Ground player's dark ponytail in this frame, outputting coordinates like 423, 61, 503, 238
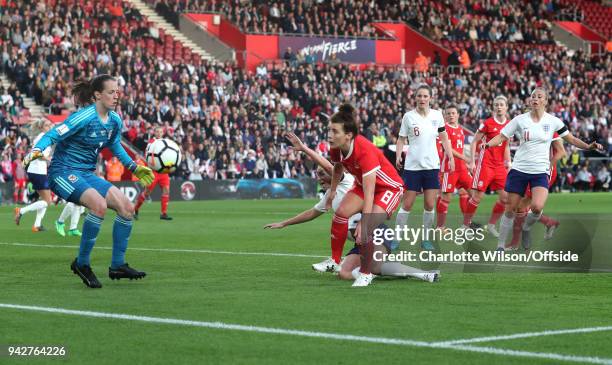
72, 74, 115, 107
331, 103, 358, 139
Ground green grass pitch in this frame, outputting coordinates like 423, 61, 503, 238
1, 193, 611, 364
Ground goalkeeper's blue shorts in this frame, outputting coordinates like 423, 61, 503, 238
49, 170, 112, 204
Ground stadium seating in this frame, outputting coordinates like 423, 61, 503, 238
559, 0, 612, 38
148, 0, 566, 45
1, 0, 609, 184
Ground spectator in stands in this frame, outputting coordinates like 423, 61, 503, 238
105, 157, 125, 182
575, 164, 592, 192
414, 51, 429, 73
594, 164, 610, 192
459, 48, 471, 68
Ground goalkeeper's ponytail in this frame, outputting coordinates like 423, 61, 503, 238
72, 74, 115, 107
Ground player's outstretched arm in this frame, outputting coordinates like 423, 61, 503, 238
551, 139, 567, 166
264, 208, 324, 229
326, 163, 344, 210
469, 130, 484, 171
485, 133, 509, 149
439, 130, 455, 172
562, 133, 604, 152
286, 132, 333, 175
395, 136, 406, 170
504, 142, 512, 169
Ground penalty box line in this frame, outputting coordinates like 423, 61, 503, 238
1, 303, 611, 365
2, 241, 612, 273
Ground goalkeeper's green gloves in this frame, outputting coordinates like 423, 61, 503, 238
133, 165, 155, 187
23, 148, 43, 170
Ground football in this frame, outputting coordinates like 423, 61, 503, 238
146, 138, 182, 174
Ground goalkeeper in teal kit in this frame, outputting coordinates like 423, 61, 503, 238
23, 75, 155, 288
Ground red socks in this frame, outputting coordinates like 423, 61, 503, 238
436, 197, 449, 228
489, 201, 505, 225
161, 194, 169, 215
134, 192, 146, 212
331, 214, 348, 264
539, 214, 557, 227
459, 194, 469, 214
463, 198, 479, 226
510, 210, 527, 248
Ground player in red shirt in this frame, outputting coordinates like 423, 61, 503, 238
134, 127, 172, 220
327, 104, 404, 287
466, 96, 511, 236
12, 155, 27, 204
506, 133, 565, 250
436, 105, 474, 229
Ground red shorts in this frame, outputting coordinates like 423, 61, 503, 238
525, 168, 557, 198
472, 162, 507, 192
148, 172, 170, 190
14, 178, 26, 189
440, 170, 472, 193
349, 185, 403, 217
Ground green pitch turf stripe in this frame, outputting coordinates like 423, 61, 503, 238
1, 303, 611, 365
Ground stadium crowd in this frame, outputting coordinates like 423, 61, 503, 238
152, 0, 565, 43
0, 0, 609, 191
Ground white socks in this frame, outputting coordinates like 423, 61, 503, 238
21, 200, 48, 227
522, 210, 542, 231
497, 214, 514, 248
70, 204, 82, 230
351, 267, 361, 280
423, 209, 435, 240
396, 208, 410, 228
58, 203, 83, 230
34, 203, 47, 227
20, 200, 47, 215
58, 202, 74, 223
380, 262, 431, 281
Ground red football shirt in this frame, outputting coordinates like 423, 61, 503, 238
330, 135, 402, 191
477, 117, 509, 167
441, 123, 466, 172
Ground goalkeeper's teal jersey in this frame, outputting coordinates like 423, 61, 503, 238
35, 104, 136, 174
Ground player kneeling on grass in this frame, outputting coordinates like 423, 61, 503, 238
484, 88, 603, 251
263, 140, 438, 283
264, 131, 360, 273
23, 75, 155, 288
338, 233, 439, 283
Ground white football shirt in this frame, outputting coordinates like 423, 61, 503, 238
399, 109, 445, 170
27, 133, 53, 175
314, 173, 361, 229
501, 112, 569, 174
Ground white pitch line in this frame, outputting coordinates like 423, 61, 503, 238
434, 326, 612, 346
0, 242, 326, 259
3, 242, 612, 272
443, 344, 612, 365
1, 303, 612, 365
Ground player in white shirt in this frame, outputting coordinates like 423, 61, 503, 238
485, 88, 603, 250
264, 133, 361, 272
14, 120, 54, 231
55, 202, 86, 237
264, 133, 439, 283
395, 84, 455, 250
